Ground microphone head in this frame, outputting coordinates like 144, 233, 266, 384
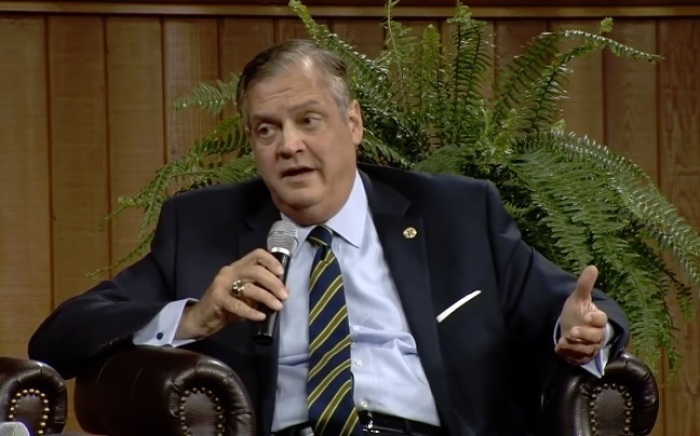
267, 220, 298, 255
0, 422, 30, 436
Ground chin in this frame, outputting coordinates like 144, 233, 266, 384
275, 189, 320, 208
277, 196, 331, 224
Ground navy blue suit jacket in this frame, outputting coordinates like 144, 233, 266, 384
29, 163, 629, 435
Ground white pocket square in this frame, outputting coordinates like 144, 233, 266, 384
436, 290, 482, 323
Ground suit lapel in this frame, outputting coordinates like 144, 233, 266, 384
361, 172, 468, 435
239, 186, 281, 436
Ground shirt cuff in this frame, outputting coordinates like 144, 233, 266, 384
553, 317, 614, 378
132, 299, 199, 347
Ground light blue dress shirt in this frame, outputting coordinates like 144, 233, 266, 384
133, 171, 611, 431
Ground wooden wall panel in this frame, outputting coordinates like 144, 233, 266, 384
106, 17, 165, 265
550, 19, 605, 143
48, 18, 110, 432
0, 16, 50, 357
220, 18, 275, 79
604, 20, 659, 179
494, 20, 549, 75
48, 16, 110, 305
163, 19, 219, 161
603, 19, 663, 436
0, 8, 696, 435
331, 18, 385, 58
275, 17, 326, 41
659, 19, 700, 436
219, 17, 275, 119
399, 19, 441, 41
439, 20, 497, 101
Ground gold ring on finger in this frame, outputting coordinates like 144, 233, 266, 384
231, 279, 246, 298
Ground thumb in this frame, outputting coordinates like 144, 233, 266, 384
572, 265, 598, 302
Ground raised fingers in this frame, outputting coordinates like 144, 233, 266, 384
555, 337, 600, 365
566, 325, 606, 345
584, 309, 608, 328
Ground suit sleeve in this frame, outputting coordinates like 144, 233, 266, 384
482, 181, 630, 360
27, 197, 181, 379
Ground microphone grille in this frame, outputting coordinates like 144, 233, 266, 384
0, 422, 30, 436
267, 220, 299, 254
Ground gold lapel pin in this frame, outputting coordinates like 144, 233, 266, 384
403, 227, 417, 239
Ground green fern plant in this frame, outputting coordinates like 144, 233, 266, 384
101, 0, 700, 373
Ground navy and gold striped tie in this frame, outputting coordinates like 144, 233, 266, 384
306, 225, 360, 435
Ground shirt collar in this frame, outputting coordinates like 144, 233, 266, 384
282, 171, 367, 253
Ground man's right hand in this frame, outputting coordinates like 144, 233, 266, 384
175, 249, 288, 340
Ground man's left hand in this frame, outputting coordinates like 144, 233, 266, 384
555, 265, 608, 366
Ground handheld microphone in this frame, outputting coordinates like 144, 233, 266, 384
0, 422, 30, 436
254, 220, 298, 345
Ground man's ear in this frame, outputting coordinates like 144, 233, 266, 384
347, 99, 364, 146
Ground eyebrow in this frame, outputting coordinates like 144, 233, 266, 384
250, 99, 324, 122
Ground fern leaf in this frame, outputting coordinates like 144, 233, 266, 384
529, 132, 700, 290
171, 74, 239, 115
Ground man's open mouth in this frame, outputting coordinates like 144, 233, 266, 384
282, 168, 313, 177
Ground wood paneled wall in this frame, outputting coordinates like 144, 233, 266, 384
0, 3, 698, 434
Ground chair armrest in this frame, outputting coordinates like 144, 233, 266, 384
540, 352, 659, 436
74, 346, 256, 436
0, 356, 67, 435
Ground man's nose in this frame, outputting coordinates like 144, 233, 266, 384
279, 128, 305, 156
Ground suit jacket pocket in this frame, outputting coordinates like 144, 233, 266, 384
436, 290, 482, 323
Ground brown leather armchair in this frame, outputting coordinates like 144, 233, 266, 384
73, 346, 658, 436
0, 356, 67, 435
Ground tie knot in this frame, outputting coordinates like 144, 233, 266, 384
308, 225, 333, 248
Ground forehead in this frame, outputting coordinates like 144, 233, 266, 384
246, 63, 334, 109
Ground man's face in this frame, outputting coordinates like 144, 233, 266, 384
245, 61, 363, 225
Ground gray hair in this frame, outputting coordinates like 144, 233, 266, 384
236, 39, 352, 125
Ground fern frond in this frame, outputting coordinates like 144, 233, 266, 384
492, 30, 560, 135
507, 141, 686, 370
509, 149, 601, 271
381, 0, 420, 111
412, 144, 465, 175
528, 132, 700, 291
88, 229, 155, 278
100, 117, 248, 260
445, 5, 492, 145
360, 129, 412, 168
171, 75, 239, 115
215, 153, 258, 184
593, 235, 674, 371
562, 28, 662, 62
493, 20, 661, 139
411, 24, 442, 134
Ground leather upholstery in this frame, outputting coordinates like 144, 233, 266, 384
74, 346, 255, 436
74, 347, 659, 436
0, 356, 67, 435
540, 352, 659, 435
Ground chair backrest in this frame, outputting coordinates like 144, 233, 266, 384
0, 357, 67, 435
540, 352, 659, 436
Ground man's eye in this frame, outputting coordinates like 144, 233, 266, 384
257, 124, 275, 138
304, 117, 320, 127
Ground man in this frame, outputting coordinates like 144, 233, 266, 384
29, 40, 628, 435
